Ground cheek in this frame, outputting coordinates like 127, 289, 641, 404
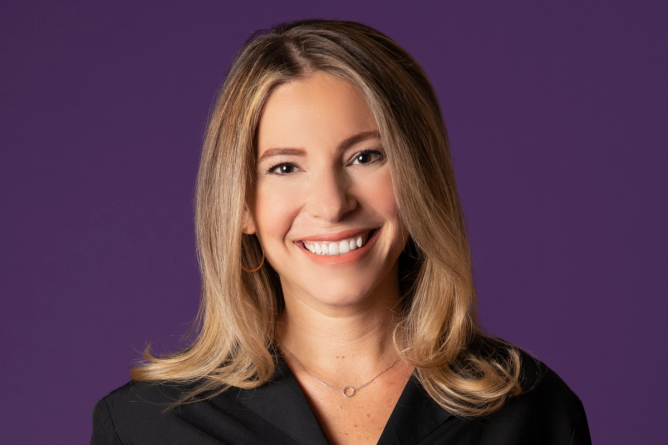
252, 185, 299, 242
358, 169, 408, 251
363, 169, 399, 218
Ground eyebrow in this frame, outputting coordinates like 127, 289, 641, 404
257, 130, 381, 163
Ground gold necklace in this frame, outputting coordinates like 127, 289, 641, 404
282, 348, 401, 397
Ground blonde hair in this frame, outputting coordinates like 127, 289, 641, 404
130, 19, 522, 417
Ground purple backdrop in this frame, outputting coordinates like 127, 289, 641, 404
1, 1, 666, 443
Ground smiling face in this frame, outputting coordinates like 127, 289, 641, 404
245, 71, 407, 312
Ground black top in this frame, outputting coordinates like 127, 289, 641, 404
91, 352, 591, 444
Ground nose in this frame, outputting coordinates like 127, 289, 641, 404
306, 168, 357, 223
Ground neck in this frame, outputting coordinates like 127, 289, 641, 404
276, 269, 406, 385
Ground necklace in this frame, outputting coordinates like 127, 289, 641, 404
282, 348, 401, 397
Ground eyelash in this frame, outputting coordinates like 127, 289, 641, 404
265, 149, 385, 175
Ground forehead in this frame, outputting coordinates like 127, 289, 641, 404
256, 72, 378, 155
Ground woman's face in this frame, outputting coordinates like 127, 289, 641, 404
245, 71, 408, 312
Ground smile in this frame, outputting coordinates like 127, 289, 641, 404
301, 232, 371, 256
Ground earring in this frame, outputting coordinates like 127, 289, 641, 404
241, 249, 265, 273
241, 226, 264, 272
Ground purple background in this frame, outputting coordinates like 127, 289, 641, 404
1, 1, 666, 443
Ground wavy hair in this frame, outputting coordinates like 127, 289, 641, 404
130, 19, 522, 417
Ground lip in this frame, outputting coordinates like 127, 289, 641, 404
296, 228, 380, 265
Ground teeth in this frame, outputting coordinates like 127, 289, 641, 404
302, 233, 370, 256
329, 242, 339, 255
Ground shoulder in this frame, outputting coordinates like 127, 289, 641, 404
91, 381, 182, 445
91, 377, 305, 445
97, 379, 191, 412
517, 349, 582, 410
91, 380, 230, 445
473, 349, 591, 444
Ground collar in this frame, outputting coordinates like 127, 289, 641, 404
238, 356, 452, 445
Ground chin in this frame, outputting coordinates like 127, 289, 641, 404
304, 281, 379, 309
316, 293, 367, 308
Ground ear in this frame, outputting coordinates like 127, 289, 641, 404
242, 206, 257, 235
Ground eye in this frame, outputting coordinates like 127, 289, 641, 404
351, 149, 384, 165
267, 162, 298, 175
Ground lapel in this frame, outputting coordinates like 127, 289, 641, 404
238, 355, 453, 445
376, 375, 452, 444
239, 356, 331, 445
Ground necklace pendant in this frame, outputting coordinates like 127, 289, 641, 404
342, 386, 356, 397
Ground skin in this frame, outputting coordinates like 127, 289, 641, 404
244, 71, 414, 445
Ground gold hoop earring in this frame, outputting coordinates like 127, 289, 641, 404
241, 225, 264, 272
241, 249, 265, 273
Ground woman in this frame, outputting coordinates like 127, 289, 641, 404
91, 19, 590, 444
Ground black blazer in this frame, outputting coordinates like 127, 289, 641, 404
91, 352, 591, 444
